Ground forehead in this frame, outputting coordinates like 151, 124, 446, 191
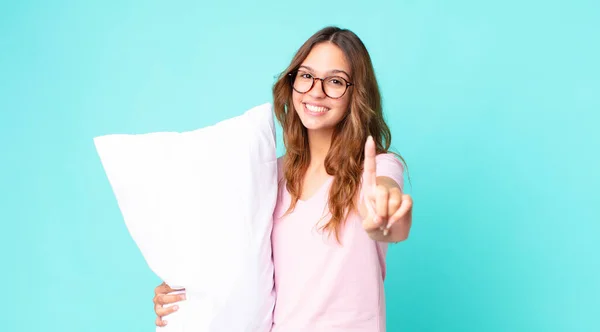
300, 42, 351, 76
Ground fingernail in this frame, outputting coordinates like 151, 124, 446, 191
180, 294, 186, 300
164, 320, 168, 326
173, 305, 179, 311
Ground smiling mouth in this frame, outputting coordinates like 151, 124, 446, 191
304, 103, 330, 113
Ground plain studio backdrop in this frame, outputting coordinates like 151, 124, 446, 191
1, 1, 598, 331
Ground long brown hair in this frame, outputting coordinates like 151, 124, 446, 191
272, 26, 405, 242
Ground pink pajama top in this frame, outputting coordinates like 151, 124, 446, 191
270, 153, 405, 332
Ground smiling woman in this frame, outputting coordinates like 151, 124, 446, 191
152, 26, 412, 332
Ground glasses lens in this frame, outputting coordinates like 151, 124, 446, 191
293, 71, 313, 93
323, 77, 348, 98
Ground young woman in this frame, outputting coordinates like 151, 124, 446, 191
152, 26, 413, 331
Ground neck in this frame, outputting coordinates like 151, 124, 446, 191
307, 128, 334, 172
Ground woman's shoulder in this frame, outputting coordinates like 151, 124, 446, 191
376, 152, 404, 168
374, 152, 405, 188
277, 155, 285, 168
277, 155, 285, 181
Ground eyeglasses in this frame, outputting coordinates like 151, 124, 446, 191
288, 70, 353, 99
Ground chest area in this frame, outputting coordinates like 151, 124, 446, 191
298, 172, 332, 201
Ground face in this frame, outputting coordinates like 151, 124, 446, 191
292, 42, 352, 133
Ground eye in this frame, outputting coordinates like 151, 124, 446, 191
300, 73, 313, 79
329, 77, 345, 86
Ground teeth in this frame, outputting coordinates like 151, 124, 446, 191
305, 103, 329, 113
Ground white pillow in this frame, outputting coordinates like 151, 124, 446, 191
94, 103, 277, 332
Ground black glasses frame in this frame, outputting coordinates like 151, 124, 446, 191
288, 70, 353, 99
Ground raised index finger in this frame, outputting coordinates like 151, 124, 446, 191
364, 136, 377, 192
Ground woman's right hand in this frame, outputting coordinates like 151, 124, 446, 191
153, 282, 186, 327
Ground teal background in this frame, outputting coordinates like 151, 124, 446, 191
1, 0, 598, 331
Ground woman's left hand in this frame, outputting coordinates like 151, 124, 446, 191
361, 136, 413, 242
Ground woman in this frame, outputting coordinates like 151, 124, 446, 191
152, 26, 413, 331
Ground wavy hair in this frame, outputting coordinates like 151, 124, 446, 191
272, 26, 406, 242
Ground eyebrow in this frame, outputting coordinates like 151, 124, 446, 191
298, 65, 351, 80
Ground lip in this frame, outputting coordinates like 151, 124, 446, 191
303, 102, 330, 116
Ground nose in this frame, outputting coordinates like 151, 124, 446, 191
308, 78, 326, 98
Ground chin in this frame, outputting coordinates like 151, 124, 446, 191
300, 121, 336, 133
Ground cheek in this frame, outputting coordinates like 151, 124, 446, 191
332, 96, 351, 115
292, 91, 303, 113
